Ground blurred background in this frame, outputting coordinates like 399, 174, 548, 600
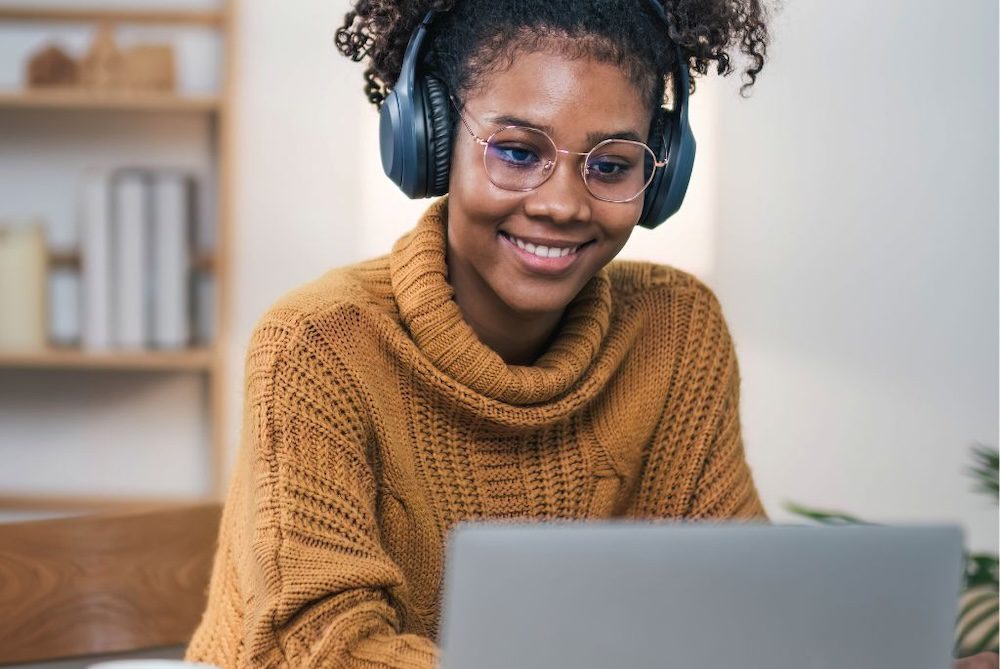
0, 0, 996, 562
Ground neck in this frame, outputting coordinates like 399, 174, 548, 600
447, 252, 563, 367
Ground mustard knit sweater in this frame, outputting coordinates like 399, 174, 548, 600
186, 198, 766, 669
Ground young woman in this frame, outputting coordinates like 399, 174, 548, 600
188, 0, 775, 666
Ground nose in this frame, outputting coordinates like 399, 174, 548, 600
521, 153, 592, 225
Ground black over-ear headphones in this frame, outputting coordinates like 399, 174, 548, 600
378, 0, 696, 229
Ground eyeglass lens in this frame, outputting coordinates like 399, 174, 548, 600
482, 126, 657, 203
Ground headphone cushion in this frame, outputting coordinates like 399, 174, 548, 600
647, 107, 668, 162
640, 108, 672, 228
422, 75, 452, 196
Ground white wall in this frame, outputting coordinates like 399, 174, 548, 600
706, 0, 998, 550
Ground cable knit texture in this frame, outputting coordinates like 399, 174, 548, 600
186, 198, 766, 669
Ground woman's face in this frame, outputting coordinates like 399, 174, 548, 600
446, 50, 654, 318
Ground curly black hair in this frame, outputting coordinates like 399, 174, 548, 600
335, 0, 770, 111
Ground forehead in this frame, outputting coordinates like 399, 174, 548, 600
460, 50, 653, 144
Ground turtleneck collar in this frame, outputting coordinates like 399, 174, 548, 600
389, 198, 613, 406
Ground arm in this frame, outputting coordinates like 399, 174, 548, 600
684, 335, 767, 520
630, 288, 766, 521
188, 313, 438, 669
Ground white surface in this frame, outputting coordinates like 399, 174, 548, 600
0, 369, 210, 497
88, 660, 216, 669
706, 0, 998, 550
1, 646, 186, 669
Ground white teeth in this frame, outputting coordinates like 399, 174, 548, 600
505, 233, 581, 259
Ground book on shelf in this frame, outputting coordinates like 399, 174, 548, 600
111, 169, 150, 350
77, 166, 209, 355
80, 168, 113, 351
150, 171, 196, 350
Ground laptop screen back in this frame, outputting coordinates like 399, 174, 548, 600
439, 523, 964, 669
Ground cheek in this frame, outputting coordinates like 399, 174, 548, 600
448, 139, 514, 216
594, 202, 642, 252
449, 134, 488, 198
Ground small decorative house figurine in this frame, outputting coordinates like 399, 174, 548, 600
26, 44, 79, 87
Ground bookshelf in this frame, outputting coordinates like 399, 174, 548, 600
0, 7, 225, 26
0, 89, 222, 111
0, 2, 235, 512
0, 348, 214, 371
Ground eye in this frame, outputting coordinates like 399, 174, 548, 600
490, 143, 541, 167
586, 157, 633, 181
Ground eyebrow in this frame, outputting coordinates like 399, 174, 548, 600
484, 113, 645, 146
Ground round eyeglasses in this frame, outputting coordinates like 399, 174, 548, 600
453, 101, 667, 204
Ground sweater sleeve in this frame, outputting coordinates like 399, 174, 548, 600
630, 288, 767, 521
186, 313, 439, 669
684, 338, 767, 520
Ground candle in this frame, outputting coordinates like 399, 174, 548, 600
0, 222, 48, 351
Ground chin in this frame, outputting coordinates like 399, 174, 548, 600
496, 281, 581, 318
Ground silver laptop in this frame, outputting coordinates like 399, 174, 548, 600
439, 523, 964, 669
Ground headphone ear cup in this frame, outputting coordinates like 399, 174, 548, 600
421, 74, 452, 197
639, 109, 672, 229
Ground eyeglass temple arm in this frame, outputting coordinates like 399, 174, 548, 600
450, 95, 490, 146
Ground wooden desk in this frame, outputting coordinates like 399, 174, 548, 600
0, 504, 221, 665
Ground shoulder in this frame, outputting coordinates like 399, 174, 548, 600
607, 259, 726, 314
247, 255, 398, 364
606, 259, 736, 365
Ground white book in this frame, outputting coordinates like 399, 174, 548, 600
80, 169, 113, 351
111, 170, 151, 350
151, 172, 194, 349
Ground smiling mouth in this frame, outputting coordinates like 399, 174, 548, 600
498, 231, 593, 259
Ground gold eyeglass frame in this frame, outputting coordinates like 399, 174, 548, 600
450, 96, 668, 204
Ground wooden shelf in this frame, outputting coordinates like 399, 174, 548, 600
0, 7, 225, 26
0, 89, 222, 112
0, 348, 214, 371
49, 250, 215, 271
0, 492, 217, 514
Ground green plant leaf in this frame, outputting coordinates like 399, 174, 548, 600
967, 444, 999, 503
782, 501, 874, 525
965, 553, 1000, 590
